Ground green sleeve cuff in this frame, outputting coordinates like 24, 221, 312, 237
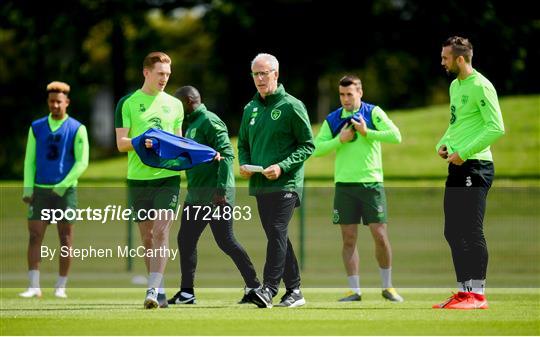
23, 127, 36, 197
23, 187, 33, 198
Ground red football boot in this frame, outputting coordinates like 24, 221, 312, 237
432, 291, 473, 309
471, 292, 489, 309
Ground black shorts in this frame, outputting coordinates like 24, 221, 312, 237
444, 160, 494, 230
446, 160, 494, 188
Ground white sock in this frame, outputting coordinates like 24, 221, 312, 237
347, 275, 361, 295
158, 278, 165, 294
379, 267, 392, 289
472, 279, 485, 295
458, 280, 472, 292
28, 270, 40, 289
55, 276, 68, 289
147, 272, 162, 289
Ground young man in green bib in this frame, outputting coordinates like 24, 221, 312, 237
433, 36, 504, 310
115, 52, 184, 309
313, 75, 404, 303
20, 81, 89, 299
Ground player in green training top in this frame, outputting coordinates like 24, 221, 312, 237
313, 75, 404, 303
115, 52, 183, 309
433, 36, 504, 310
20, 81, 89, 299
166, 86, 261, 306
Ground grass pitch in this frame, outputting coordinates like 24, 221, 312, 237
1, 288, 539, 335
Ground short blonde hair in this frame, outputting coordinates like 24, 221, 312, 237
143, 52, 172, 69
46, 81, 70, 95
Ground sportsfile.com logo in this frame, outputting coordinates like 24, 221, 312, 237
40, 205, 167, 224
40, 204, 252, 224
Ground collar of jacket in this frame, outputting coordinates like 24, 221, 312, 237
253, 83, 286, 106
187, 103, 207, 122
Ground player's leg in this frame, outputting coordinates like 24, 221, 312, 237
340, 225, 359, 279
260, 191, 304, 308
20, 187, 50, 298
137, 220, 153, 273
444, 184, 470, 291
168, 203, 207, 305
334, 183, 362, 301
339, 225, 362, 301
149, 176, 179, 275
128, 179, 153, 272
138, 216, 164, 307
248, 192, 298, 308
142, 216, 168, 310
128, 178, 159, 308
53, 186, 77, 298
55, 222, 73, 298
368, 223, 391, 269
454, 185, 490, 309
368, 223, 402, 302
278, 232, 305, 308
362, 184, 402, 302
209, 204, 260, 291
144, 176, 180, 309
362, 185, 391, 269
465, 186, 490, 296
435, 163, 476, 308
459, 160, 493, 309
444, 163, 476, 290
20, 220, 48, 298
27, 220, 48, 275
145, 216, 172, 306
249, 192, 279, 308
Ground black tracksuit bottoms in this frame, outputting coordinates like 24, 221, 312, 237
444, 160, 494, 282
178, 203, 260, 290
256, 191, 301, 296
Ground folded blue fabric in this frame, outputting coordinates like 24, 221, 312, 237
131, 128, 216, 171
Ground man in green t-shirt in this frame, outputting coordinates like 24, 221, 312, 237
20, 81, 89, 299
313, 75, 404, 303
238, 53, 314, 308
166, 86, 261, 305
115, 52, 184, 309
433, 36, 504, 310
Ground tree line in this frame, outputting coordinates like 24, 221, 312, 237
1, 0, 538, 178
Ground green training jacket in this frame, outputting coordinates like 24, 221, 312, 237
238, 84, 314, 199
184, 104, 235, 205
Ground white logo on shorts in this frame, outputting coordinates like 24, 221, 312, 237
333, 209, 340, 223
465, 176, 472, 187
